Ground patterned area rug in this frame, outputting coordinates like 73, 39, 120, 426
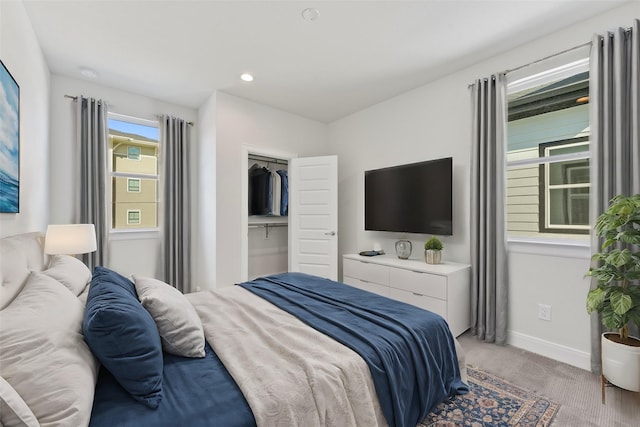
420, 367, 560, 427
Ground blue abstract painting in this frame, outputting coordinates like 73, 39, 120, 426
0, 60, 19, 213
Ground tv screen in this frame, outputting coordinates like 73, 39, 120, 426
364, 157, 452, 235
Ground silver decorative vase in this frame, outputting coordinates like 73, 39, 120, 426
424, 249, 441, 264
395, 240, 412, 259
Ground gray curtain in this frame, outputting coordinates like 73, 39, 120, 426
160, 116, 191, 292
470, 74, 509, 345
588, 19, 640, 373
76, 96, 108, 271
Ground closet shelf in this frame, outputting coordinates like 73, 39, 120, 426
248, 215, 288, 226
248, 154, 288, 165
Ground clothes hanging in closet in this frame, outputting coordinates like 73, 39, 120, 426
248, 164, 289, 216
276, 170, 288, 216
248, 164, 272, 215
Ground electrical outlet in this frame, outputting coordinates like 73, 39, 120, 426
195, 286, 201, 292
538, 304, 551, 321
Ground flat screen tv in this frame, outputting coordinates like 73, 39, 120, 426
364, 157, 452, 235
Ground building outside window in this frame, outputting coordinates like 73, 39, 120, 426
108, 114, 159, 230
506, 55, 590, 240
127, 178, 141, 193
127, 146, 141, 160
127, 210, 141, 225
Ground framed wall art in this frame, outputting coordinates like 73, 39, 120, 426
0, 59, 19, 213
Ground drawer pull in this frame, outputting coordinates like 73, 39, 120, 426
413, 292, 423, 296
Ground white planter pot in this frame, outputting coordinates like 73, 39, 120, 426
424, 249, 441, 264
601, 333, 640, 392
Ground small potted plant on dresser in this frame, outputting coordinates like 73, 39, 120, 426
587, 194, 640, 395
424, 237, 443, 264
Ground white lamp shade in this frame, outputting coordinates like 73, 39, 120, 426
45, 224, 97, 255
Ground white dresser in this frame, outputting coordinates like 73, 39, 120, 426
342, 254, 471, 336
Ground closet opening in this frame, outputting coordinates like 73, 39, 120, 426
241, 147, 295, 281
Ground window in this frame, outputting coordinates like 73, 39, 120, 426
108, 114, 159, 230
127, 178, 141, 193
127, 146, 141, 160
538, 137, 590, 234
127, 210, 141, 225
506, 56, 590, 240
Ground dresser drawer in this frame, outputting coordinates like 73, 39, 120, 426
388, 267, 447, 300
343, 276, 390, 297
387, 287, 447, 318
343, 258, 389, 286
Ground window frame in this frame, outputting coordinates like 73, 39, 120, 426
107, 112, 160, 235
127, 146, 141, 161
506, 56, 591, 245
126, 209, 141, 225
538, 136, 590, 235
127, 177, 141, 193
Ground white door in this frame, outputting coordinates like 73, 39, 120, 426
288, 155, 338, 280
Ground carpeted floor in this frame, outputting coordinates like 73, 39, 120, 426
420, 367, 559, 427
456, 332, 640, 426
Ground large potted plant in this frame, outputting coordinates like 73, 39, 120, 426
587, 194, 640, 392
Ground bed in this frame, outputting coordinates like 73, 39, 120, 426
0, 232, 468, 427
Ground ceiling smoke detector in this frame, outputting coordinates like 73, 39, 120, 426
301, 8, 320, 21
79, 66, 98, 79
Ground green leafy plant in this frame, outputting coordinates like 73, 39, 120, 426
424, 236, 443, 251
586, 194, 640, 342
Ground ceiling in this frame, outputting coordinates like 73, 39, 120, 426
22, 0, 629, 123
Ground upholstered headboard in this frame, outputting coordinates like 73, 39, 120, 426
0, 232, 46, 310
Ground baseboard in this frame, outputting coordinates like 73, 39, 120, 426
507, 330, 591, 371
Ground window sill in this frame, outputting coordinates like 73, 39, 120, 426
109, 228, 160, 241
508, 237, 591, 259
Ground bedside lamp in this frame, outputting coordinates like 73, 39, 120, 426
45, 224, 97, 256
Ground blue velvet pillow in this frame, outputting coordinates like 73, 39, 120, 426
83, 266, 163, 409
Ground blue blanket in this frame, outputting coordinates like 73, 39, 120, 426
89, 342, 256, 427
240, 272, 468, 427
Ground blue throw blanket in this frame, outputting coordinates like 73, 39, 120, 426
240, 272, 468, 427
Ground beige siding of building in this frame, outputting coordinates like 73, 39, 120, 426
112, 177, 157, 228
506, 149, 540, 236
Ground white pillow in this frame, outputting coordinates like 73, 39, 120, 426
42, 255, 91, 296
133, 275, 206, 358
0, 376, 39, 427
0, 273, 98, 426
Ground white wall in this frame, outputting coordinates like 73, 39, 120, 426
194, 92, 217, 291
214, 92, 327, 288
49, 75, 197, 279
0, 1, 50, 238
328, 3, 638, 370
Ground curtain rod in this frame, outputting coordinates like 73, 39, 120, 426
64, 94, 194, 126
503, 40, 592, 75
467, 40, 592, 89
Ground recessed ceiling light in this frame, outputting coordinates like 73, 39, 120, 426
240, 73, 254, 82
79, 66, 98, 79
301, 8, 320, 21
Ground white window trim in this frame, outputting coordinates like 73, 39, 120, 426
542, 141, 590, 231
508, 236, 591, 259
508, 58, 589, 94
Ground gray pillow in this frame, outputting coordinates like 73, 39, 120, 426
0, 273, 98, 426
42, 254, 91, 296
133, 275, 206, 358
